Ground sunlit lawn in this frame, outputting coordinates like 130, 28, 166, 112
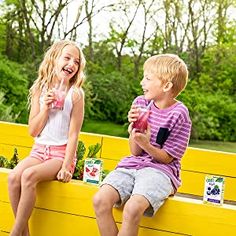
82, 120, 236, 153
189, 140, 236, 153
82, 119, 128, 138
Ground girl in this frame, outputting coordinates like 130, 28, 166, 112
8, 40, 86, 236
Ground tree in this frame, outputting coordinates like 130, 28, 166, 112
108, 0, 142, 71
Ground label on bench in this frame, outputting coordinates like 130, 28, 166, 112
203, 175, 225, 205
83, 158, 103, 185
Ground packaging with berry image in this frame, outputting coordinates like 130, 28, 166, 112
203, 175, 225, 205
83, 158, 103, 185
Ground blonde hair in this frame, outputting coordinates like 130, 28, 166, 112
144, 54, 188, 97
28, 40, 86, 105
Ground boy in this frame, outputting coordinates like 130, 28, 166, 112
93, 54, 192, 236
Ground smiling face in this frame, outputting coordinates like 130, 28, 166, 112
142, 54, 188, 102
140, 71, 166, 101
55, 44, 80, 84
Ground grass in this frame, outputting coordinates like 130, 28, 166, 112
81, 120, 236, 153
82, 119, 128, 138
189, 140, 236, 153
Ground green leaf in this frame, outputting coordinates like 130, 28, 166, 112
86, 143, 102, 158
76, 141, 86, 161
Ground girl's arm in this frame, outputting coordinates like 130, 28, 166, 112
57, 89, 84, 182
28, 89, 55, 137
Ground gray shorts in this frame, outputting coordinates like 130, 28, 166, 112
101, 167, 174, 217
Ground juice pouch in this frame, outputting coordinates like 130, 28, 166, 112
203, 175, 225, 205
83, 158, 103, 185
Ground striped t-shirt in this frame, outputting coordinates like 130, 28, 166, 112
117, 95, 192, 191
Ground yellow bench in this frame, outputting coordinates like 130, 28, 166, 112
0, 121, 236, 235
1, 121, 235, 202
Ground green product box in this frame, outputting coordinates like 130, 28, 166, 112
83, 158, 103, 185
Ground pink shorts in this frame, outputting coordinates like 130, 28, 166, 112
29, 143, 76, 173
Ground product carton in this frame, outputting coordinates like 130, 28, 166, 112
203, 175, 225, 205
83, 158, 103, 185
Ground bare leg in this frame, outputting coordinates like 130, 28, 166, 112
9, 159, 62, 236
8, 158, 42, 236
118, 195, 149, 236
22, 225, 30, 236
93, 184, 120, 236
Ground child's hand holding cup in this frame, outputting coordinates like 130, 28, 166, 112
132, 107, 150, 133
51, 81, 67, 110
129, 101, 153, 133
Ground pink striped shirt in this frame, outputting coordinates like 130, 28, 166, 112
117, 96, 192, 191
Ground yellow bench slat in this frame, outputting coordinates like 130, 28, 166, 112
182, 148, 236, 176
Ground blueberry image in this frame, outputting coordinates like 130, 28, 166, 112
207, 187, 212, 195
211, 186, 220, 195
211, 188, 218, 195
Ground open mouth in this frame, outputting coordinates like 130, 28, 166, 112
63, 67, 73, 75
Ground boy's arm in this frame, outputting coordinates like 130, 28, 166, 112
128, 103, 145, 156
141, 141, 173, 164
132, 127, 173, 164
134, 111, 191, 164
128, 124, 143, 156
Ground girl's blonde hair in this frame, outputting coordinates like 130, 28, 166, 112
28, 40, 86, 105
144, 54, 188, 97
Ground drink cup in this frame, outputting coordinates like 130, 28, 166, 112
132, 108, 151, 133
52, 87, 66, 110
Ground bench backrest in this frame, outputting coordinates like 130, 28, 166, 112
0, 121, 235, 202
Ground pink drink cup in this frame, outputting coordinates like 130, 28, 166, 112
132, 109, 151, 133
52, 89, 66, 110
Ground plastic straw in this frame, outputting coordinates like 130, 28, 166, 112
58, 78, 65, 91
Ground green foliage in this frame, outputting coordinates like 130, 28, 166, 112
6, 148, 20, 169
83, 41, 117, 73
82, 79, 96, 120
0, 2, 235, 141
86, 143, 101, 158
200, 44, 236, 96
0, 91, 15, 121
0, 148, 20, 169
0, 54, 29, 123
73, 141, 109, 181
101, 169, 110, 181
180, 87, 236, 141
82, 119, 128, 138
89, 71, 134, 123
0, 156, 8, 167
76, 141, 86, 161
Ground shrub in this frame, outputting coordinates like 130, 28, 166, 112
0, 148, 19, 168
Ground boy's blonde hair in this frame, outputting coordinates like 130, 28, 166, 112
28, 40, 86, 105
144, 54, 188, 97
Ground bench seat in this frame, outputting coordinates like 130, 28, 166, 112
1, 168, 236, 236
